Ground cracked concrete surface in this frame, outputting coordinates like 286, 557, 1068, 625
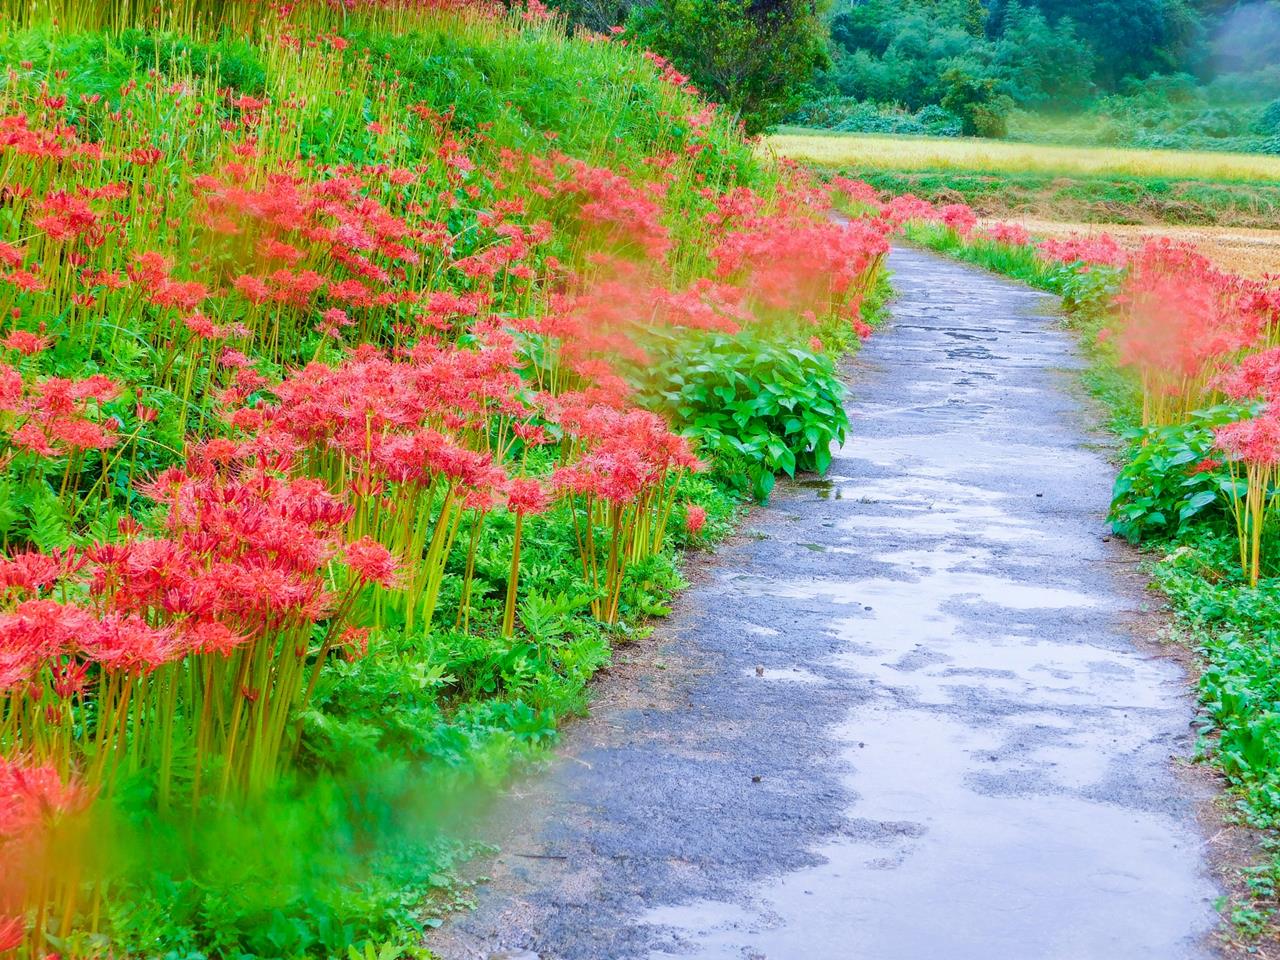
428, 245, 1223, 960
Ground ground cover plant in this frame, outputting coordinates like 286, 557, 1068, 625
0, 3, 892, 957
840, 179, 1280, 938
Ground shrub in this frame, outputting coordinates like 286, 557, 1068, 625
1257, 98, 1280, 136
638, 333, 850, 501
787, 97, 961, 137
940, 65, 1013, 138
1109, 406, 1250, 543
627, 0, 829, 134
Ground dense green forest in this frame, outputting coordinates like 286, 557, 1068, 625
796, 0, 1280, 149
551, 0, 1280, 150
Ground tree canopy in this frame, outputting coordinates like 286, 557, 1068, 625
628, 0, 830, 135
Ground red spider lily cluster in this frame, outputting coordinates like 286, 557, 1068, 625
1037, 233, 1131, 269
0, 757, 93, 956
550, 395, 702, 622
1110, 240, 1270, 426
1050, 234, 1280, 585
0, 5, 894, 951
0, 369, 121, 461
980, 222, 1031, 247
0, 446, 396, 809
1134, 265, 1270, 581
1212, 340, 1280, 584
710, 205, 889, 327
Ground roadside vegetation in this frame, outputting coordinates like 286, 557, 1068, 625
838, 181, 1280, 940
0, 4, 891, 957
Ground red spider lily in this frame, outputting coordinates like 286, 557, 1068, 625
1037, 233, 1130, 269
548, 396, 702, 622
344, 537, 401, 589
827, 177, 882, 212
981, 222, 1031, 247
514, 149, 671, 263
0, 916, 23, 953
1113, 240, 1265, 425
0, 549, 73, 596
1191, 457, 1223, 475
1, 330, 51, 355
711, 209, 888, 325
0, 367, 122, 519
1218, 347, 1280, 404
684, 504, 706, 536
0, 244, 25, 271
879, 193, 940, 228
33, 190, 104, 246
641, 51, 700, 94
1215, 412, 1280, 584
939, 204, 977, 236
1216, 415, 1280, 467
0, 758, 92, 955
257, 345, 525, 632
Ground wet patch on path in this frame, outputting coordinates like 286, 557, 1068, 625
429, 246, 1222, 960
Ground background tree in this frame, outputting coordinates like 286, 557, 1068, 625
543, 0, 637, 31
991, 0, 1094, 107
939, 65, 1013, 135
965, 0, 987, 36
627, 0, 830, 134
989, 0, 1194, 84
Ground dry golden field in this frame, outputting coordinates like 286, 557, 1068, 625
998, 218, 1280, 277
768, 130, 1280, 183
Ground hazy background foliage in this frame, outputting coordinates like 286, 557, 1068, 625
806, 0, 1280, 150
542, 0, 1280, 150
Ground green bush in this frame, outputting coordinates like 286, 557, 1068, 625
1108, 405, 1249, 543
1256, 97, 1280, 135
1156, 535, 1280, 807
787, 97, 961, 136
638, 332, 849, 501
941, 65, 1013, 138
627, 0, 828, 134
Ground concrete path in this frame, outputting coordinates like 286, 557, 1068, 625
430, 246, 1223, 960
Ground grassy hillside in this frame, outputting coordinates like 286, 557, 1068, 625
0, 5, 889, 958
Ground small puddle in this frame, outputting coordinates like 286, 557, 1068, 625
747, 667, 825, 685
